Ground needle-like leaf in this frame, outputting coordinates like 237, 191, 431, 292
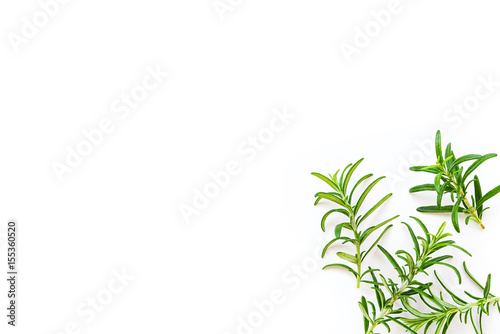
463, 154, 497, 181
476, 184, 500, 208
416, 205, 465, 213
410, 184, 436, 193
435, 130, 443, 163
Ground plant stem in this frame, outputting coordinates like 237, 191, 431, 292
366, 281, 410, 334
343, 193, 362, 288
460, 195, 485, 229
443, 170, 485, 229
350, 211, 362, 288
365, 236, 439, 334
355, 240, 361, 288
412, 296, 500, 330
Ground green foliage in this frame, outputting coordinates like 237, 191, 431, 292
409, 130, 500, 232
311, 133, 500, 333
312, 158, 399, 288
399, 264, 500, 334
355, 218, 500, 334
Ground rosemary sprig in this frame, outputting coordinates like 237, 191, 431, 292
400, 263, 500, 334
312, 158, 399, 288
359, 217, 472, 334
409, 130, 500, 232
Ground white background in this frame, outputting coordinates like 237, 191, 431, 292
1, 0, 500, 333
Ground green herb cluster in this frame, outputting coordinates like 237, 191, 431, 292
358, 218, 492, 334
313, 158, 399, 288
410, 130, 500, 232
312, 132, 500, 333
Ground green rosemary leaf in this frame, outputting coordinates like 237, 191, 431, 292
451, 200, 461, 232
360, 280, 387, 286
410, 184, 436, 192
449, 154, 482, 171
476, 184, 500, 208
315, 192, 346, 207
361, 267, 380, 279
435, 130, 443, 164
321, 236, 349, 258
348, 173, 373, 203
424, 320, 433, 333
354, 176, 385, 216
479, 308, 484, 334
339, 163, 353, 191
331, 170, 340, 182
402, 222, 420, 258
409, 166, 441, 174
463, 262, 492, 296
434, 172, 443, 191
322, 263, 358, 278
379, 274, 395, 298
368, 268, 385, 309
385, 316, 418, 334
435, 221, 447, 237
434, 262, 462, 284
362, 224, 394, 261
416, 205, 464, 213
311, 172, 339, 191
437, 180, 450, 208
342, 158, 364, 193
367, 300, 377, 321
359, 296, 372, 332
484, 274, 492, 299
321, 209, 349, 232
470, 310, 480, 334
358, 193, 393, 225
341, 238, 357, 246
465, 178, 475, 193
418, 292, 442, 313
435, 271, 467, 305
421, 255, 453, 269
443, 312, 456, 334
463, 153, 498, 181
474, 176, 483, 218
401, 299, 427, 319
334, 222, 351, 238
380, 320, 391, 332
410, 216, 429, 242
378, 245, 404, 277
427, 288, 456, 310
455, 166, 464, 185
464, 290, 482, 300
360, 215, 398, 244
337, 252, 357, 264
445, 143, 454, 170
448, 244, 472, 257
